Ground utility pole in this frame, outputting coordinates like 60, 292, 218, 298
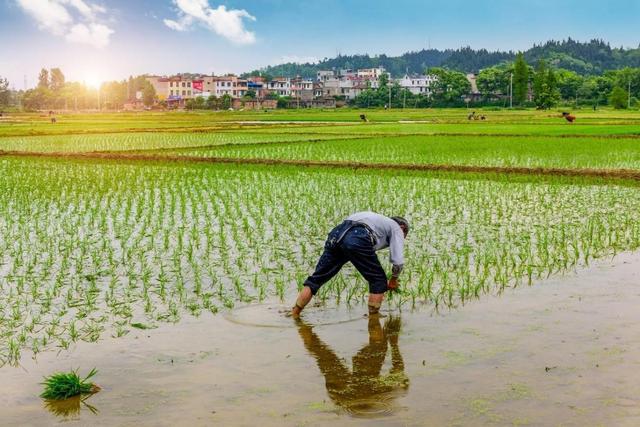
629, 78, 632, 109
509, 73, 513, 108
389, 79, 392, 110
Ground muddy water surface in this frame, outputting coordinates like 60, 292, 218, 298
2, 252, 640, 426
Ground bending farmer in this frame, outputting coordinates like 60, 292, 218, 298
291, 212, 409, 317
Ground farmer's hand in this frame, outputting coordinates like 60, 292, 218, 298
387, 277, 399, 292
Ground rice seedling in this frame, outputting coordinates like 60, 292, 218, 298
0, 131, 356, 154
40, 368, 99, 400
159, 134, 640, 172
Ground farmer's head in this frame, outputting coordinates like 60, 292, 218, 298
391, 216, 409, 238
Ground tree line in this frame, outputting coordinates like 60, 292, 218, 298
477, 54, 639, 109
349, 54, 638, 109
0, 68, 157, 111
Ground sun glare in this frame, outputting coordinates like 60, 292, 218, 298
84, 76, 103, 89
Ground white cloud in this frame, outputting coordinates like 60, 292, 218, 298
163, 16, 192, 32
65, 22, 113, 48
165, 0, 256, 45
16, 0, 72, 35
16, 0, 114, 48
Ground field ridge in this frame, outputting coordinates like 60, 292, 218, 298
4, 149, 640, 181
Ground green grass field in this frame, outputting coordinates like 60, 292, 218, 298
1, 108, 640, 366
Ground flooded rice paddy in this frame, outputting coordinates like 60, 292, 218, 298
3, 157, 640, 367
1, 251, 639, 426
2, 113, 640, 427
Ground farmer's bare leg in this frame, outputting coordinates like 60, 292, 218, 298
291, 286, 313, 317
368, 293, 384, 315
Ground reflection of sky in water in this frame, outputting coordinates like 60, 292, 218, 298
297, 316, 409, 418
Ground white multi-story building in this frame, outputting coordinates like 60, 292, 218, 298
398, 74, 438, 96
267, 78, 291, 96
214, 75, 248, 98
316, 70, 335, 82
291, 78, 314, 100
357, 67, 387, 80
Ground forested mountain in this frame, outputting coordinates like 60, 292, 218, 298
245, 39, 640, 78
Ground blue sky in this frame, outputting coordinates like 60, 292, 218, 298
1, 0, 639, 89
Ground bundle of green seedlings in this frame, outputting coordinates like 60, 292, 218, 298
40, 368, 99, 400
1, 155, 640, 366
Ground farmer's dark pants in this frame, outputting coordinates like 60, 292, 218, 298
304, 221, 388, 295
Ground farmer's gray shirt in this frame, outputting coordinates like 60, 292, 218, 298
347, 211, 405, 266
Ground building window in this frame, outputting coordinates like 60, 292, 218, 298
187, 82, 191, 87
182, 90, 186, 95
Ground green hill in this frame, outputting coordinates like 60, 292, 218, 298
245, 38, 640, 78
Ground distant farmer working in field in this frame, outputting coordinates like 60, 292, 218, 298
290, 212, 409, 318
562, 112, 576, 123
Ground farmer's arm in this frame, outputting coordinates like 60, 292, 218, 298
387, 227, 405, 289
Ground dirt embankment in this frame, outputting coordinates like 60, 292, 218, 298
3, 149, 640, 182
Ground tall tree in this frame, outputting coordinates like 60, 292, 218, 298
378, 73, 389, 88
50, 68, 65, 92
544, 68, 560, 108
428, 67, 471, 105
609, 86, 628, 109
0, 76, 10, 107
513, 53, 529, 104
38, 68, 49, 89
556, 69, 583, 102
533, 60, 547, 108
476, 65, 511, 99
142, 81, 156, 107
127, 76, 134, 101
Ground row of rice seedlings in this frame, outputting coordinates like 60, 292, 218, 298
0, 132, 339, 154
171, 134, 640, 172
1, 157, 640, 366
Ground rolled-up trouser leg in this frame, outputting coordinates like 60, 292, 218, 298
304, 246, 348, 295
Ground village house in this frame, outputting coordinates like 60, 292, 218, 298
357, 67, 387, 80
398, 74, 437, 96
146, 76, 169, 101
267, 77, 292, 96
291, 77, 314, 101
146, 66, 436, 108
214, 75, 249, 98
316, 70, 335, 82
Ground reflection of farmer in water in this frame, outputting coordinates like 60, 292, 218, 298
296, 316, 409, 415
290, 212, 409, 317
